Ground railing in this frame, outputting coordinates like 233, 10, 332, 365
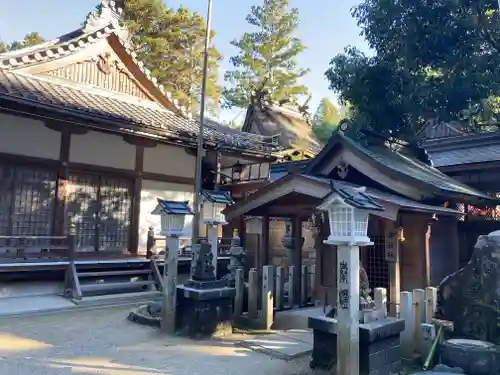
220, 162, 271, 186
0, 223, 76, 261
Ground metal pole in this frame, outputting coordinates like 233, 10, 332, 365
192, 0, 213, 244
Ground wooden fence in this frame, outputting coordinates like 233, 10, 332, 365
233, 264, 317, 329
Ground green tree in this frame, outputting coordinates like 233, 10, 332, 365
223, 0, 309, 109
22, 32, 45, 47
312, 98, 340, 145
325, 0, 500, 141
122, 0, 223, 114
0, 32, 45, 52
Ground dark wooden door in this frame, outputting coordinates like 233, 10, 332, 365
0, 164, 57, 254
65, 173, 132, 253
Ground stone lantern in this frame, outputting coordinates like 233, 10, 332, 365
317, 182, 384, 375
152, 199, 193, 238
201, 190, 234, 278
151, 198, 194, 334
318, 185, 380, 246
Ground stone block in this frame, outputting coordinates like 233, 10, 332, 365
386, 344, 401, 364
175, 285, 235, 338
390, 360, 402, 373
309, 315, 405, 374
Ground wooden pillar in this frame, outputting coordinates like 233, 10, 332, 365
55, 128, 71, 237
424, 222, 431, 287
130, 145, 144, 254
292, 216, 302, 305
385, 221, 401, 316
337, 244, 360, 375
262, 215, 270, 266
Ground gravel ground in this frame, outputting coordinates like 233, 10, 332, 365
0, 307, 314, 375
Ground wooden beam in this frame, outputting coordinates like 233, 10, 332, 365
262, 215, 270, 267
54, 128, 71, 237
292, 216, 303, 304
129, 145, 144, 254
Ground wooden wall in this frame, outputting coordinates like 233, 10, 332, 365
0, 112, 196, 253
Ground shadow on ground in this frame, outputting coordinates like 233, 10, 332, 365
0, 307, 312, 375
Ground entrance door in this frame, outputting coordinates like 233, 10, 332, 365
0, 164, 57, 252
65, 173, 132, 253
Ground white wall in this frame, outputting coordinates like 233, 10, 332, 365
0, 113, 60, 159
70, 130, 136, 170
143, 143, 195, 178
138, 179, 194, 251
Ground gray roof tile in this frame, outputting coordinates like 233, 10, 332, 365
0, 70, 279, 153
428, 144, 500, 167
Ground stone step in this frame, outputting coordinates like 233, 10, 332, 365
78, 269, 152, 278
71, 291, 162, 307
80, 280, 156, 294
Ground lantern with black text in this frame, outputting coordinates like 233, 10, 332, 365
318, 183, 384, 246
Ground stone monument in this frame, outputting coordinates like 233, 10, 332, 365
176, 241, 236, 338
222, 237, 246, 287
435, 231, 500, 375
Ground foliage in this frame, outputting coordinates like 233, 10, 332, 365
122, 0, 223, 115
223, 0, 309, 109
312, 98, 340, 145
0, 32, 45, 53
326, 0, 500, 141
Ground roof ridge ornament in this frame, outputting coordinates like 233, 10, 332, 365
82, 0, 124, 34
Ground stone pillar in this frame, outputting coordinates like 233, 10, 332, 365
162, 235, 179, 334
385, 222, 401, 316
207, 224, 219, 279
337, 245, 360, 375
262, 265, 274, 330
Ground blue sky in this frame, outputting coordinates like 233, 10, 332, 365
0, 0, 370, 122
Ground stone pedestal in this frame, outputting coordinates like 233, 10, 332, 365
176, 281, 235, 338
308, 315, 405, 375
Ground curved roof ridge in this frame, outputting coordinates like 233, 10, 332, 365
0, 8, 191, 118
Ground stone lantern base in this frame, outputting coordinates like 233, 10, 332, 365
176, 283, 235, 338
308, 315, 405, 374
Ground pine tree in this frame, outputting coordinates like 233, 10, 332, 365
223, 0, 309, 109
312, 98, 340, 145
122, 0, 223, 115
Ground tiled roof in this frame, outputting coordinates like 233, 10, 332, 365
343, 136, 489, 198
309, 132, 493, 200
428, 144, 500, 167
153, 199, 194, 215
301, 175, 461, 216
0, 0, 189, 117
201, 190, 234, 204
0, 70, 280, 153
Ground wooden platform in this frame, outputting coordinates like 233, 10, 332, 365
0, 255, 230, 272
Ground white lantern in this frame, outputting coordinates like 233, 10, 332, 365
317, 183, 384, 246
152, 199, 194, 237
201, 190, 234, 225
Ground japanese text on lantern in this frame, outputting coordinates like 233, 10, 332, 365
339, 260, 348, 285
